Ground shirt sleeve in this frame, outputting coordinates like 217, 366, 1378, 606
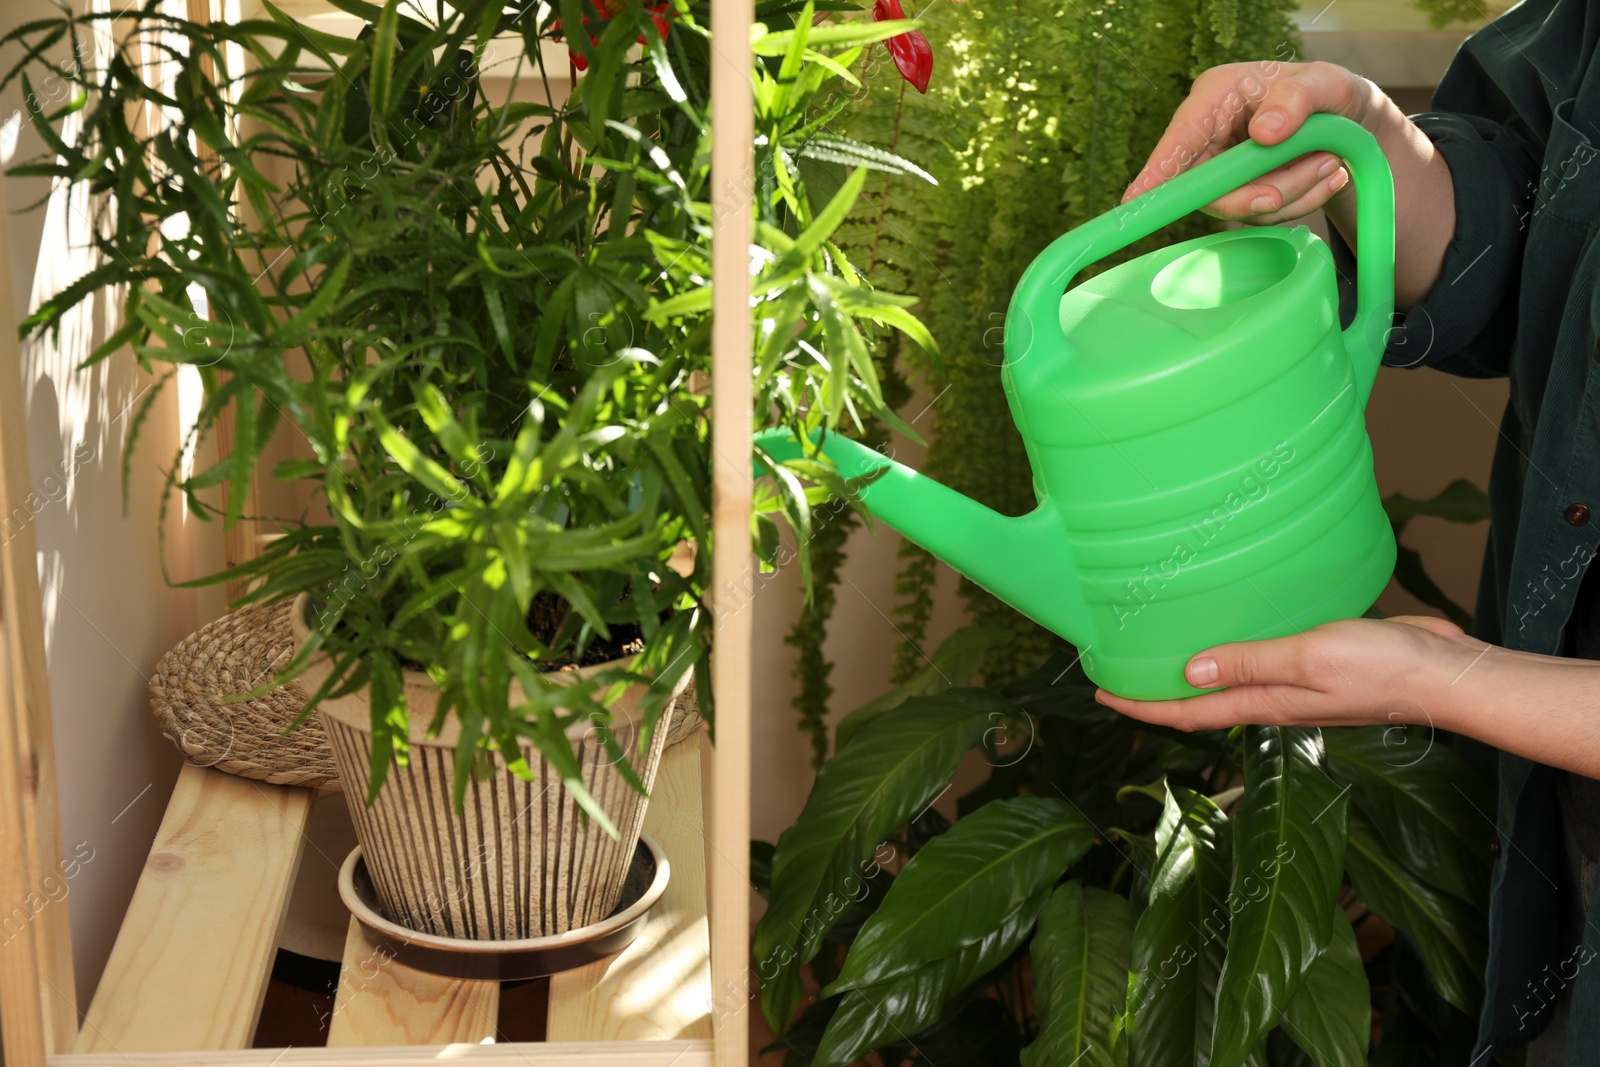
1325, 0, 1585, 379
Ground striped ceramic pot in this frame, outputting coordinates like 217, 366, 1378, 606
290, 593, 691, 941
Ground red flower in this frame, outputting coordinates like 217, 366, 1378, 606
553, 0, 674, 73
872, 0, 932, 94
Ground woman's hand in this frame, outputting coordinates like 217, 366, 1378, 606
1095, 616, 1483, 731
1097, 615, 1600, 779
1122, 60, 1381, 224
1121, 59, 1457, 309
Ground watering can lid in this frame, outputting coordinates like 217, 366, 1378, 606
1007, 226, 1338, 445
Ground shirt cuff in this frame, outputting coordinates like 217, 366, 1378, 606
1327, 111, 1532, 374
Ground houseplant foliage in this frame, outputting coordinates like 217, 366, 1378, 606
2, 0, 933, 818
754, 643, 1500, 1066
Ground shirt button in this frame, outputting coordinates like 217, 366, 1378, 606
1567, 503, 1591, 526
1491, 837, 1502, 859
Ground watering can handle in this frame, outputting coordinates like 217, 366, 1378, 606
1006, 113, 1396, 400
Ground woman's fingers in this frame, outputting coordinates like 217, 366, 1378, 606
1184, 631, 1328, 690
1201, 151, 1344, 220
1122, 59, 1375, 212
1244, 62, 1371, 146
1122, 63, 1266, 201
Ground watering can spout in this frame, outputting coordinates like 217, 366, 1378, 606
752, 429, 1097, 650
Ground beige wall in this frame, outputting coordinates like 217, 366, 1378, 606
5, 0, 228, 1015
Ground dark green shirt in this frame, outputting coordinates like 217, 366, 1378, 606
1329, 0, 1600, 1058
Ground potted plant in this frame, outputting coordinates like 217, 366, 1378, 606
3, 0, 934, 939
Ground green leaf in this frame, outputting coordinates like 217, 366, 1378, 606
824, 794, 1092, 994
812, 884, 1049, 1067
373, 412, 470, 504
751, 18, 924, 56
753, 693, 998, 1031
368, 0, 401, 122
793, 166, 866, 261
797, 133, 939, 185
1128, 783, 1231, 1067
276, 253, 352, 347
1323, 725, 1492, 909
1211, 727, 1349, 1067
834, 625, 1010, 748
1344, 807, 1485, 1015
1277, 910, 1369, 1067
1022, 880, 1132, 1067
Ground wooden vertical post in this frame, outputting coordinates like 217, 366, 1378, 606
0, 169, 80, 1062
708, 0, 754, 1062
185, 0, 257, 604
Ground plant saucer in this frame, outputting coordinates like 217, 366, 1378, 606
337, 836, 669, 981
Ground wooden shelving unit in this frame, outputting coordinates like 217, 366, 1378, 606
0, 0, 753, 1061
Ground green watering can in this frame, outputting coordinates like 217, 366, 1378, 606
756, 114, 1397, 699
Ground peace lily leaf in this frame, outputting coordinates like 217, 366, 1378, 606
1022, 880, 1132, 1067
1323, 725, 1492, 908
1211, 726, 1349, 1067
823, 794, 1092, 995
753, 691, 1002, 1031
812, 884, 1050, 1067
1128, 782, 1231, 1067
1344, 807, 1485, 1015
1277, 909, 1369, 1067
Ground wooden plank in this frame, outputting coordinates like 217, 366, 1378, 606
0, 163, 79, 1062
325, 917, 500, 1046
707, 0, 754, 1058
50, 1040, 712, 1067
547, 737, 712, 1041
74, 765, 313, 1053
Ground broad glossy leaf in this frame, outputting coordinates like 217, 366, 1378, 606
1278, 910, 1369, 1067
1344, 808, 1485, 1015
823, 795, 1092, 994
1323, 725, 1492, 908
812, 884, 1048, 1067
753, 692, 1001, 1030
1023, 880, 1131, 1067
1211, 726, 1349, 1067
1128, 783, 1231, 1067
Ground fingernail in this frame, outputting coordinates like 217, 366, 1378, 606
1317, 156, 1339, 179
1249, 193, 1275, 214
1328, 167, 1349, 192
1254, 109, 1286, 134
1187, 657, 1219, 686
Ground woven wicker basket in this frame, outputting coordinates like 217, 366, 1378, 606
149, 600, 340, 789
